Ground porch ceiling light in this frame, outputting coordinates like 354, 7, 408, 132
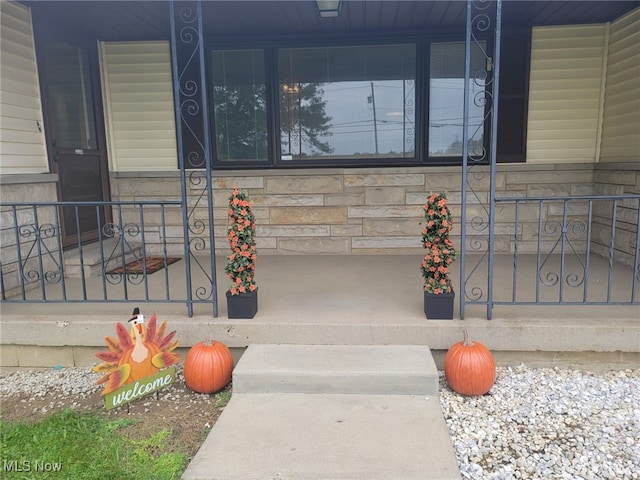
316, 0, 342, 18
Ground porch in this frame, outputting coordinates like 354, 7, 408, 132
1, 254, 638, 370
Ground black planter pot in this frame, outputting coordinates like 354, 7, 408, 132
226, 290, 258, 319
424, 291, 455, 319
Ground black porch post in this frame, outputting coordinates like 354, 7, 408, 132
460, 0, 502, 320
169, 0, 218, 317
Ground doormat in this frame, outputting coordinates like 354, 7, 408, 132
107, 257, 180, 275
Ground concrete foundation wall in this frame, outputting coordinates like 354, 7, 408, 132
3, 345, 638, 373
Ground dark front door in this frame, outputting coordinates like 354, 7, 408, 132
36, 35, 111, 247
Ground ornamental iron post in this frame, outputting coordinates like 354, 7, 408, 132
169, 0, 218, 317
460, 0, 502, 320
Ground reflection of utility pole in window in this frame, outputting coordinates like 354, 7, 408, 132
368, 81, 379, 155
283, 83, 301, 156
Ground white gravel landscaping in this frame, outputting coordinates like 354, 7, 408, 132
439, 366, 639, 480
1, 364, 638, 479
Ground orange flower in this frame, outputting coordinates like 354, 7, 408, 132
239, 285, 246, 293
249, 284, 256, 292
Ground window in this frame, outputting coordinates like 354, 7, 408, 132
43, 42, 98, 150
429, 41, 487, 158
206, 32, 529, 168
211, 49, 268, 163
277, 44, 416, 162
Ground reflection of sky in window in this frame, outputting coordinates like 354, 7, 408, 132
318, 80, 415, 156
429, 78, 485, 156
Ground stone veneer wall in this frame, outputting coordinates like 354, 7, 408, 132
592, 163, 640, 267
111, 164, 601, 257
0, 174, 59, 295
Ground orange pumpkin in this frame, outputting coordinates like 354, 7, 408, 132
444, 329, 495, 396
184, 339, 234, 394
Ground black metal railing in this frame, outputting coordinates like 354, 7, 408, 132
0, 200, 217, 315
488, 194, 640, 306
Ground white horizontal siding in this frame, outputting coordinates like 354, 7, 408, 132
527, 24, 606, 164
101, 41, 177, 172
0, 1, 48, 175
600, 7, 640, 162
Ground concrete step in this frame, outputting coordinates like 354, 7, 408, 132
232, 344, 439, 395
182, 393, 461, 480
64, 238, 142, 278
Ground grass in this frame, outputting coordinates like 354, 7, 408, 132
215, 389, 232, 408
0, 409, 186, 480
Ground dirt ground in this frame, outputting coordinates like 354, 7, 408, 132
0, 366, 227, 459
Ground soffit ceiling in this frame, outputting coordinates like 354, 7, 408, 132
23, 1, 640, 42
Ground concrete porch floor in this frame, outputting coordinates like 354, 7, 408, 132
1, 255, 638, 369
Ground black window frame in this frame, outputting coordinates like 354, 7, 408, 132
204, 29, 530, 170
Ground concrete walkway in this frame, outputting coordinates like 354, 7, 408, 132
181, 345, 461, 480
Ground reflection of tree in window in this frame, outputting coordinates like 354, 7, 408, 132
280, 83, 333, 158
212, 50, 268, 162
279, 44, 415, 161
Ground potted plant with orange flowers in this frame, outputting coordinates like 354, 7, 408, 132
225, 186, 258, 318
421, 192, 456, 319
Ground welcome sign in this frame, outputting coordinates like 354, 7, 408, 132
93, 310, 180, 410
104, 367, 176, 410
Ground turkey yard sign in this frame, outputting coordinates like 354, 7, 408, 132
103, 367, 176, 410
94, 310, 180, 410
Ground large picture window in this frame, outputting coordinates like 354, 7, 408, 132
206, 31, 529, 168
277, 44, 416, 162
211, 49, 268, 163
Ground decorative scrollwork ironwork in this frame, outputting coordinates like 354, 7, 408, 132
170, 0, 220, 315
17, 222, 63, 286
461, 0, 500, 318
537, 210, 588, 290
